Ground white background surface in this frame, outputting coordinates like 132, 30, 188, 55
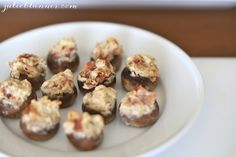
1, 57, 235, 156
155, 57, 236, 157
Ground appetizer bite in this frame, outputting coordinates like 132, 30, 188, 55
82, 85, 117, 124
47, 37, 79, 73
9, 53, 47, 90
41, 69, 77, 108
118, 86, 159, 127
77, 59, 116, 93
91, 37, 123, 71
121, 54, 159, 91
63, 110, 104, 151
0, 78, 35, 118
20, 96, 61, 141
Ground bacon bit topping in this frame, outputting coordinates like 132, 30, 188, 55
133, 57, 143, 64
85, 61, 97, 71
74, 118, 82, 131
69, 48, 75, 52
19, 53, 33, 58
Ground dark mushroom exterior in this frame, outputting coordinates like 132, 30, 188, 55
119, 101, 159, 127
121, 67, 158, 91
20, 121, 60, 141
47, 53, 79, 74
67, 132, 103, 151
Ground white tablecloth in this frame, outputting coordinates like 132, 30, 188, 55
156, 57, 236, 157
1, 57, 236, 157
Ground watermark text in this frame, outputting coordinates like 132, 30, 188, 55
1, 2, 78, 13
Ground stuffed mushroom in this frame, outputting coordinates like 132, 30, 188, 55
41, 69, 77, 108
119, 86, 159, 127
82, 85, 117, 124
121, 54, 159, 91
9, 53, 47, 90
47, 37, 79, 73
63, 110, 104, 150
0, 78, 36, 118
20, 96, 61, 141
91, 37, 123, 72
77, 59, 116, 93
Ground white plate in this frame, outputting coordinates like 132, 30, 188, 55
0, 22, 204, 157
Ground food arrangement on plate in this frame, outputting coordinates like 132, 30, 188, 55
0, 37, 160, 150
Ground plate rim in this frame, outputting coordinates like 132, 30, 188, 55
0, 21, 204, 157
